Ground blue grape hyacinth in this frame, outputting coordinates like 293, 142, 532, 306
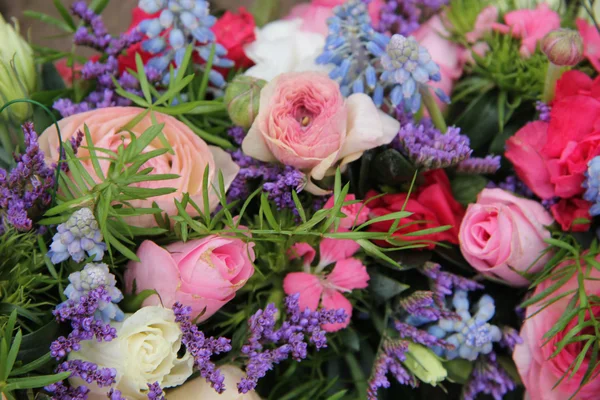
427, 291, 502, 361
48, 208, 106, 264
583, 156, 600, 216
137, 0, 233, 87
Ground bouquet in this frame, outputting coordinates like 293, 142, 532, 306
1, 0, 599, 399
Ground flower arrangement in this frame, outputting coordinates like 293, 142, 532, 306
2, 0, 600, 399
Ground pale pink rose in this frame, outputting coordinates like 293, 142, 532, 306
323, 194, 370, 230
286, 0, 383, 36
465, 6, 498, 43
38, 107, 239, 227
283, 238, 369, 331
492, 3, 561, 57
577, 18, 600, 72
125, 237, 255, 322
459, 188, 554, 287
413, 15, 465, 110
242, 72, 399, 194
513, 258, 600, 400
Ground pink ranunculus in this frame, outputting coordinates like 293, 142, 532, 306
242, 72, 399, 194
283, 238, 369, 331
492, 3, 561, 57
514, 258, 600, 400
459, 188, 554, 287
465, 6, 499, 43
38, 107, 239, 227
323, 194, 370, 231
286, 0, 383, 36
577, 18, 600, 72
413, 15, 465, 110
125, 237, 256, 322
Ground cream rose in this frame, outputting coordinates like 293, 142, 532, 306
69, 306, 193, 400
168, 365, 261, 400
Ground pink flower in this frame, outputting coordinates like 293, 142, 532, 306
459, 188, 554, 287
413, 15, 465, 110
492, 3, 561, 57
55, 59, 84, 86
465, 6, 498, 43
577, 18, 600, 72
242, 72, 399, 194
285, 0, 383, 36
283, 238, 369, 331
513, 258, 600, 400
38, 107, 239, 227
125, 236, 255, 322
323, 194, 370, 230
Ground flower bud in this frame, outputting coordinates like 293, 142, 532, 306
541, 29, 584, 67
0, 15, 36, 122
224, 75, 266, 129
403, 342, 447, 385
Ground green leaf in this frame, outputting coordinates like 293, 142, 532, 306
5, 372, 71, 391
357, 239, 400, 268
121, 289, 158, 313
53, 0, 76, 31
198, 44, 216, 100
23, 11, 73, 32
89, 0, 111, 13
250, 0, 280, 27
4, 330, 22, 380
84, 125, 105, 180
451, 174, 488, 206
369, 272, 410, 302
444, 358, 473, 384
260, 193, 281, 231
371, 149, 417, 185
9, 353, 52, 376
291, 190, 307, 223
356, 211, 412, 231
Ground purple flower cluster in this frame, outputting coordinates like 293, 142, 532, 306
399, 291, 457, 321
499, 326, 523, 351
462, 352, 516, 400
50, 286, 118, 360
108, 382, 165, 400
238, 294, 347, 393
60, 130, 85, 172
53, 2, 149, 117
367, 340, 415, 400
456, 155, 501, 175
0, 122, 55, 234
421, 262, 483, 300
393, 118, 472, 170
376, 0, 448, 36
394, 321, 453, 350
227, 128, 307, 211
172, 302, 232, 393
536, 101, 551, 122
487, 175, 535, 198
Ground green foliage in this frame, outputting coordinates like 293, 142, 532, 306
451, 174, 488, 206
444, 0, 489, 39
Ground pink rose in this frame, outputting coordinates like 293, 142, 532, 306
242, 72, 399, 194
459, 188, 554, 286
514, 258, 600, 400
125, 237, 255, 321
38, 107, 239, 227
323, 194, 370, 230
413, 15, 465, 109
492, 3, 561, 57
286, 0, 383, 36
465, 6, 498, 43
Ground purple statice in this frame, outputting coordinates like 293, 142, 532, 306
487, 175, 535, 198
499, 326, 522, 351
53, 2, 146, 117
262, 167, 306, 210
44, 381, 90, 400
394, 321, 453, 350
50, 286, 118, 360
60, 129, 85, 172
536, 101, 551, 122
456, 155, 501, 175
237, 294, 347, 393
227, 126, 246, 146
462, 352, 516, 400
367, 339, 414, 400
376, 0, 448, 36
172, 302, 232, 394
109, 389, 126, 400
393, 118, 472, 170
0, 122, 56, 234
57, 360, 116, 387
421, 262, 483, 300
146, 382, 165, 400
400, 291, 457, 321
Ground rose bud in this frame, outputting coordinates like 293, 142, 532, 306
403, 342, 447, 385
224, 75, 266, 129
541, 28, 584, 67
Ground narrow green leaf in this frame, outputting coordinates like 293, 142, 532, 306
23, 11, 73, 32
84, 125, 105, 180
198, 44, 216, 100
4, 330, 22, 380
357, 239, 400, 268
136, 53, 152, 104
260, 193, 281, 231
9, 353, 52, 376
53, 0, 76, 30
291, 190, 307, 223
4, 372, 71, 391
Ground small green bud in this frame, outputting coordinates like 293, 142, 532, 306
224, 75, 267, 129
403, 342, 447, 386
541, 29, 584, 67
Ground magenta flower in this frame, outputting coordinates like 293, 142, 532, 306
283, 238, 369, 332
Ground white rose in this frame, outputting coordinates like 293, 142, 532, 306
243, 19, 331, 82
168, 365, 261, 400
69, 306, 193, 400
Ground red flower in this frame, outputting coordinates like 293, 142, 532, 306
367, 170, 465, 248
211, 8, 256, 70
550, 198, 592, 232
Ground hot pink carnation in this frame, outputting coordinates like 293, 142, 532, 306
38, 107, 239, 227
466, 6, 498, 43
513, 258, 600, 400
283, 238, 369, 332
459, 188, 554, 286
323, 194, 370, 231
493, 3, 561, 57
577, 18, 600, 72
125, 237, 255, 322
242, 72, 399, 194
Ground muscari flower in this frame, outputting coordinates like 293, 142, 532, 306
137, 0, 233, 87
427, 291, 502, 361
48, 208, 106, 264
584, 156, 600, 216
63, 263, 124, 323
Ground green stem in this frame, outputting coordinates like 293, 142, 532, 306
0, 123, 12, 155
542, 62, 563, 104
420, 87, 447, 133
